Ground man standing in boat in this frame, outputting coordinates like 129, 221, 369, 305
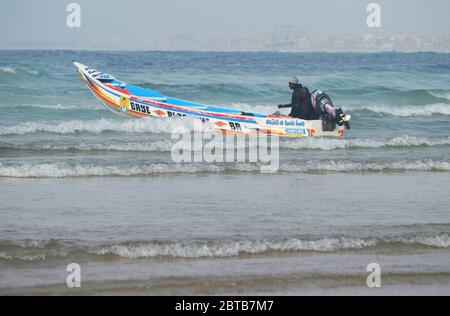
277, 77, 308, 119
276, 77, 351, 129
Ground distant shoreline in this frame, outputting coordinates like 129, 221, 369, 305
1, 49, 450, 54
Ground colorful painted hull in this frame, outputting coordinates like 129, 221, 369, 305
74, 61, 346, 137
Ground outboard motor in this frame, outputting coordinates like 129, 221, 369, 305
311, 90, 350, 131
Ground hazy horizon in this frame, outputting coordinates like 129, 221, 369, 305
1, 0, 450, 51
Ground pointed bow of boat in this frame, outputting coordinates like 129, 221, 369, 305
73, 61, 88, 72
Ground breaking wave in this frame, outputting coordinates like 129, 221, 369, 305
281, 135, 450, 150
0, 141, 176, 153
0, 160, 448, 178
0, 117, 207, 136
347, 103, 450, 116
90, 238, 378, 259
0, 253, 47, 261
0, 103, 103, 111
189, 101, 450, 117
227, 102, 450, 117
1, 135, 449, 153
0, 234, 448, 261
429, 91, 450, 101
0, 239, 52, 249
284, 160, 450, 173
0, 66, 42, 76
1, 104, 448, 138
0, 67, 16, 74
88, 234, 450, 258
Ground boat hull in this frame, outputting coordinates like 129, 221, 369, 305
74, 62, 346, 137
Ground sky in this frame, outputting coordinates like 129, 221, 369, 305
1, 0, 450, 49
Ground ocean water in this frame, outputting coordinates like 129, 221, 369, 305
0, 50, 449, 295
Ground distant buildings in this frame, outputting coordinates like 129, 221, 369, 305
3, 26, 450, 52
135, 27, 450, 52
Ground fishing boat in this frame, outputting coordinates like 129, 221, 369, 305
74, 61, 350, 137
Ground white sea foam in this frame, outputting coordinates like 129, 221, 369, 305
6, 239, 51, 249
0, 160, 448, 178
228, 102, 450, 117
281, 135, 450, 151
43, 140, 251, 152
0, 67, 41, 75
2, 135, 449, 152
5, 103, 103, 111
40, 141, 175, 152
1, 141, 207, 153
0, 117, 205, 136
1, 234, 448, 261
90, 238, 378, 258
90, 234, 450, 259
285, 160, 450, 173
0, 252, 46, 261
392, 234, 450, 248
429, 91, 450, 101
0, 162, 221, 178
0, 67, 16, 74
347, 103, 450, 116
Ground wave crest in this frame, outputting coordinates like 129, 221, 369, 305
0, 160, 448, 178
348, 103, 450, 116
90, 238, 378, 259
0, 234, 448, 261
0, 117, 205, 136
282, 135, 450, 150
0, 66, 42, 76
1, 135, 449, 153
0, 103, 103, 111
0, 67, 16, 74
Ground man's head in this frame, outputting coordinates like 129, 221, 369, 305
288, 76, 299, 90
